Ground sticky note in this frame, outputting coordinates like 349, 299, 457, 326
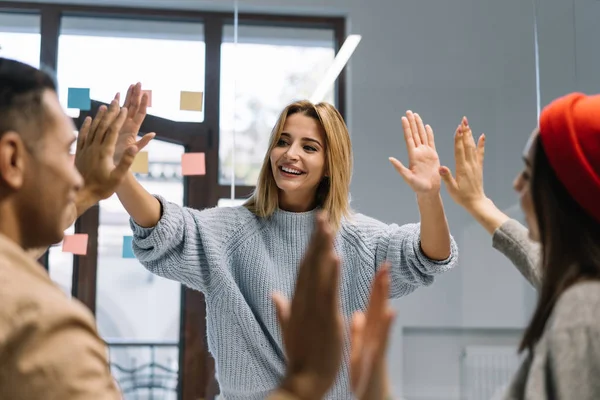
182, 153, 206, 176
179, 91, 203, 112
122, 236, 135, 258
62, 234, 88, 255
67, 88, 91, 111
131, 151, 149, 174
142, 90, 152, 107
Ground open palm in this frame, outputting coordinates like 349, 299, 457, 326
112, 82, 155, 165
389, 111, 441, 194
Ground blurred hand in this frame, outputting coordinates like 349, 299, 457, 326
351, 264, 396, 400
274, 212, 343, 400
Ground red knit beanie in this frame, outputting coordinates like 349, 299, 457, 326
539, 92, 600, 223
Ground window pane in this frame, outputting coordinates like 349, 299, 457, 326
96, 140, 183, 396
0, 13, 40, 67
219, 25, 336, 185
57, 17, 205, 121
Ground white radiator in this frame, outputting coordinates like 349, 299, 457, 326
460, 345, 522, 400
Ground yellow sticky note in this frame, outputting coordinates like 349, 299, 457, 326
62, 234, 88, 255
179, 91, 203, 112
131, 151, 149, 174
182, 153, 205, 176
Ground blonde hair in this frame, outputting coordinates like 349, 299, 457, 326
244, 100, 353, 230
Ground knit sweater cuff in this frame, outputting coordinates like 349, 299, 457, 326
129, 194, 186, 260
129, 194, 174, 238
410, 223, 459, 273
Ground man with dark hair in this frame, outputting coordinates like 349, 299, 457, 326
0, 57, 140, 399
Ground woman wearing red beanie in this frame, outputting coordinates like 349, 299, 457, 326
442, 92, 600, 399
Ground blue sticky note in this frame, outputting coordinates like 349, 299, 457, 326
67, 87, 91, 110
122, 236, 135, 259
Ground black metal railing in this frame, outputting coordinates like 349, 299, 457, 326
106, 338, 179, 400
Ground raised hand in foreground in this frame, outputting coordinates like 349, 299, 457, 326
113, 82, 155, 165
267, 215, 397, 400
271, 212, 343, 400
351, 264, 396, 400
28, 99, 141, 260
75, 99, 138, 202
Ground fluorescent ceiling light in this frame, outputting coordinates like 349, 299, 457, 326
310, 34, 362, 103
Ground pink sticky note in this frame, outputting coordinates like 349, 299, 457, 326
142, 90, 152, 107
182, 153, 205, 176
62, 234, 88, 255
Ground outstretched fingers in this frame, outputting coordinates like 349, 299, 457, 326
87, 105, 107, 144
461, 117, 477, 163
93, 100, 120, 144
111, 144, 137, 183
476, 133, 486, 168
414, 113, 429, 146
136, 132, 156, 151
406, 111, 421, 146
439, 165, 459, 194
123, 84, 134, 109
132, 89, 150, 127
426, 124, 435, 150
127, 82, 142, 119
76, 116, 92, 153
401, 116, 416, 150
454, 123, 466, 172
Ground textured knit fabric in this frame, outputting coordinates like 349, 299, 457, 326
492, 219, 541, 289
500, 281, 600, 400
492, 219, 600, 400
131, 195, 458, 400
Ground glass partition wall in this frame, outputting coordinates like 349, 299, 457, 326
0, 3, 346, 399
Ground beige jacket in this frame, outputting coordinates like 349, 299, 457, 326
0, 233, 121, 399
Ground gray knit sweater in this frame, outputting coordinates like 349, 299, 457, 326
492, 219, 600, 400
130, 195, 458, 399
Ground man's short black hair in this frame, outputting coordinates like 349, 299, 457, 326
0, 57, 57, 147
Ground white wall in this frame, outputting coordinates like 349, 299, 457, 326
16, 0, 598, 398
536, 0, 600, 106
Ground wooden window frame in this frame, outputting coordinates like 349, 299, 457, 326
1, 2, 346, 399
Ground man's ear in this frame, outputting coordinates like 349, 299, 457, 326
0, 132, 27, 190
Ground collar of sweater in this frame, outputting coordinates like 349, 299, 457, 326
271, 207, 320, 231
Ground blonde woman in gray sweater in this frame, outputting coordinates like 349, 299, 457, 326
270, 94, 600, 400
440, 93, 600, 399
